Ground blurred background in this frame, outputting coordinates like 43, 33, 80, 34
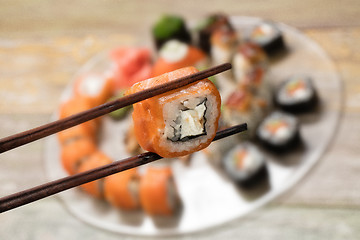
0, 0, 360, 239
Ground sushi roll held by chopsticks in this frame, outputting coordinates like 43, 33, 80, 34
126, 66, 221, 158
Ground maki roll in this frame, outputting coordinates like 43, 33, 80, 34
232, 42, 268, 93
222, 142, 268, 188
76, 151, 112, 198
104, 168, 141, 210
256, 111, 300, 152
126, 66, 221, 158
139, 167, 180, 216
152, 15, 192, 50
151, 40, 207, 77
196, 13, 233, 55
249, 21, 286, 57
275, 75, 318, 113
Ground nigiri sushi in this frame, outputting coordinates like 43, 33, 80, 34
104, 168, 141, 210
126, 66, 221, 158
60, 137, 97, 175
151, 40, 207, 77
76, 151, 112, 198
152, 14, 192, 50
139, 167, 180, 216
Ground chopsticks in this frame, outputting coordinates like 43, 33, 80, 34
0, 63, 231, 154
0, 123, 247, 213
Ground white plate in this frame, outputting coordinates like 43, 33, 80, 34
44, 16, 343, 236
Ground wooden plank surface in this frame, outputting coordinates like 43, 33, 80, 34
0, 1, 360, 239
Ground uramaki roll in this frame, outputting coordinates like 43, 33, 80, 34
73, 73, 114, 108
60, 137, 97, 175
139, 167, 180, 216
57, 123, 97, 146
76, 151, 112, 198
126, 66, 221, 158
58, 96, 98, 143
104, 168, 141, 210
151, 40, 207, 77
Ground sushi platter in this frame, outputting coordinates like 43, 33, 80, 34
44, 15, 342, 236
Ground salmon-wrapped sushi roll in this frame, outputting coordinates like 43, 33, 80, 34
57, 123, 97, 145
104, 168, 141, 210
139, 167, 180, 216
126, 66, 221, 158
58, 97, 98, 144
76, 151, 112, 198
151, 40, 207, 77
60, 137, 97, 175
73, 73, 114, 107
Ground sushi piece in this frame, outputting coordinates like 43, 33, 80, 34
152, 15, 192, 50
222, 87, 268, 137
196, 13, 233, 55
57, 123, 97, 146
60, 137, 97, 175
104, 168, 141, 210
249, 21, 286, 57
58, 96, 98, 141
222, 142, 268, 188
73, 73, 114, 108
59, 97, 93, 119
210, 27, 238, 66
109, 47, 152, 91
139, 167, 180, 216
232, 42, 268, 93
126, 66, 221, 158
76, 151, 112, 198
275, 75, 318, 113
256, 111, 300, 152
151, 40, 207, 77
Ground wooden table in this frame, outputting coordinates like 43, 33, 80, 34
0, 1, 359, 239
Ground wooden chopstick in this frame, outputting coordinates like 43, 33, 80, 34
0, 63, 232, 154
0, 123, 247, 213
